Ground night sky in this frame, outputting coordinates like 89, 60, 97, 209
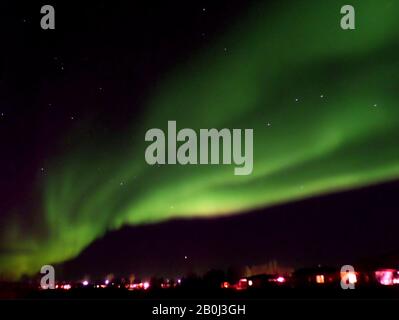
1, 0, 399, 280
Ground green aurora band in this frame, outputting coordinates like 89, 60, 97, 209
2, 0, 399, 278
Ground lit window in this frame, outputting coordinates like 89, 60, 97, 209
316, 275, 325, 284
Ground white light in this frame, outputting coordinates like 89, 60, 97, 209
82, 280, 89, 286
105, 279, 109, 285
248, 280, 253, 286
348, 273, 357, 284
143, 282, 150, 290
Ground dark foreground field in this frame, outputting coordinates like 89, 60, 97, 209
2, 286, 399, 300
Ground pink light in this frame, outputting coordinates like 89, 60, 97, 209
143, 282, 150, 290
276, 276, 285, 283
105, 279, 109, 285
128, 284, 136, 290
63, 284, 71, 290
82, 280, 89, 286
375, 270, 396, 286
234, 279, 249, 291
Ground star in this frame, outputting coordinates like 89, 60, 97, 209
266, 122, 271, 127
373, 103, 378, 107
202, 8, 206, 12
295, 98, 299, 102
320, 94, 324, 98
120, 181, 124, 186
70, 116, 75, 120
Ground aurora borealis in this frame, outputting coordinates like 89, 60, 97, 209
2, 0, 399, 279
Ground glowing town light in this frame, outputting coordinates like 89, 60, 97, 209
105, 279, 109, 285
340, 269, 357, 286
316, 275, 325, 284
248, 280, 253, 286
234, 278, 249, 291
276, 276, 285, 283
128, 284, 135, 290
375, 270, 396, 286
177, 279, 181, 284
222, 282, 229, 289
63, 284, 71, 290
347, 273, 357, 284
143, 282, 150, 290
82, 280, 89, 286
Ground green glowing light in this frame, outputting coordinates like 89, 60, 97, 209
2, 0, 399, 279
